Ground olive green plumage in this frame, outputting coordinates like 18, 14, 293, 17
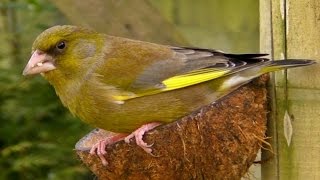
24, 25, 315, 133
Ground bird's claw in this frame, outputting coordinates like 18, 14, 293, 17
124, 122, 161, 155
89, 133, 127, 166
90, 123, 161, 166
89, 139, 109, 166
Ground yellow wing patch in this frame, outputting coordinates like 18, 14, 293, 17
162, 68, 228, 91
112, 68, 229, 102
112, 92, 138, 102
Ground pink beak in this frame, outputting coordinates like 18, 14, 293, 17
22, 50, 56, 76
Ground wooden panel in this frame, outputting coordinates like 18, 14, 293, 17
261, 0, 320, 179
286, 1, 320, 88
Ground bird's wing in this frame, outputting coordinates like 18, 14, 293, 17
99, 46, 268, 102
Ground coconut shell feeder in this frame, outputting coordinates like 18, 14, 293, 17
75, 75, 269, 179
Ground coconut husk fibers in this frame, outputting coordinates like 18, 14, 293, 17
75, 75, 269, 179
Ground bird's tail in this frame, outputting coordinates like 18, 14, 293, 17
261, 59, 316, 73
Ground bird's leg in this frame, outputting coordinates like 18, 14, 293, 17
124, 122, 162, 154
89, 132, 127, 166
90, 122, 161, 166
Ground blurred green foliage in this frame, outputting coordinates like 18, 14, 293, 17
0, 0, 92, 179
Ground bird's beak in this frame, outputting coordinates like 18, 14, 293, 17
22, 50, 56, 76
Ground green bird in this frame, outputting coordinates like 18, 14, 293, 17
22, 25, 315, 165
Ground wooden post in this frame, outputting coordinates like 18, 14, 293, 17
260, 0, 320, 179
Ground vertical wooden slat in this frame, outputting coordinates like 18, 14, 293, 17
261, 0, 320, 179
260, 1, 280, 179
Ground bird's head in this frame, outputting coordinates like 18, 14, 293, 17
23, 25, 104, 79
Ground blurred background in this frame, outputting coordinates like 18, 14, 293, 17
0, 0, 259, 179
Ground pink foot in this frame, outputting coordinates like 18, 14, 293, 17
89, 132, 127, 166
124, 122, 162, 154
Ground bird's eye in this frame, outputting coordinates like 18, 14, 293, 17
56, 41, 66, 50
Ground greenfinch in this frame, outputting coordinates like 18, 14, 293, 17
23, 25, 315, 165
